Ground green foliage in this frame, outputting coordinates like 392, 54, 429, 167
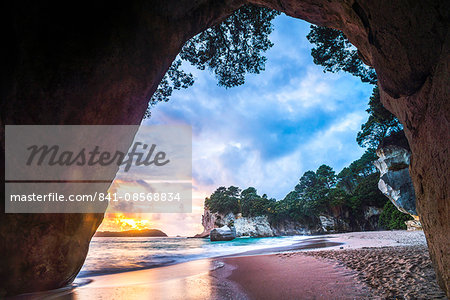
145, 60, 194, 118
336, 167, 357, 193
147, 5, 279, 117
294, 171, 317, 195
337, 149, 377, 193
205, 186, 273, 217
306, 25, 377, 84
352, 172, 388, 208
274, 153, 387, 226
267, 194, 291, 223
316, 164, 336, 188
204, 153, 394, 232
285, 165, 346, 219
306, 26, 403, 150
356, 86, 403, 149
335, 150, 386, 216
349, 149, 378, 176
181, 5, 279, 88
241, 187, 272, 217
202, 23, 409, 231
293, 167, 331, 216
379, 200, 413, 230
205, 186, 240, 215
328, 188, 351, 208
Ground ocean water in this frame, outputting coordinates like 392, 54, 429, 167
78, 235, 309, 277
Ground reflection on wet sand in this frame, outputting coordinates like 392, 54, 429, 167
24, 259, 245, 300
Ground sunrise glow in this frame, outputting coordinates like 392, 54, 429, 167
98, 213, 152, 232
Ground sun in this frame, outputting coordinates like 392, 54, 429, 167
98, 213, 152, 232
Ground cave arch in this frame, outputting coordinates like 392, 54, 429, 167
1, 0, 448, 296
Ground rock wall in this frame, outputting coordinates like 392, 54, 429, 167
1, 1, 245, 296
196, 206, 383, 238
374, 132, 418, 219
271, 219, 317, 236
2, 0, 449, 296
250, 3, 450, 292
196, 210, 316, 237
210, 225, 236, 241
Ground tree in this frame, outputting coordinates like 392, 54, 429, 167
347, 149, 378, 178
292, 165, 338, 215
241, 187, 273, 217
306, 26, 403, 150
336, 149, 377, 194
379, 200, 413, 230
316, 164, 336, 188
147, 5, 280, 117
306, 25, 377, 84
294, 171, 317, 196
336, 167, 357, 193
356, 86, 403, 149
329, 188, 350, 207
241, 187, 259, 216
337, 149, 377, 186
145, 60, 194, 118
351, 172, 388, 208
336, 149, 385, 213
205, 186, 240, 214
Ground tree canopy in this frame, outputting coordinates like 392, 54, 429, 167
356, 86, 403, 149
306, 25, 377, 84
379, 200, 413, 230
204, 150, 408, 230
146, 5, 280, 117
204, 186, 241, 215
196, 20, 411, 230
306, 25, 404, 150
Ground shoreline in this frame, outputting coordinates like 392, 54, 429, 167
213, 245, 446, 299
215, 253, 372, 299
211, 231, 446, 299
12, 230, 446, 299
78, 235, 333, 278
80, 229, 425, 279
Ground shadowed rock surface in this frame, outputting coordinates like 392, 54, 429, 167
196, 210, 313, 238
210, 225, 237, 241
374, 131, 418, 218
196, 208, 374, 238
2, 0, 448, 296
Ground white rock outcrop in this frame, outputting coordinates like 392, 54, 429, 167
196, 210, 316, 238
210, 225, 236, 241
374, 137, 418, 219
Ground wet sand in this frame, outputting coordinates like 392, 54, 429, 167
13, 259, 247, 300
214, 254, 372, 299
12, 231, 446, 300
220, 237, 343, 257
212, 231, 446, 300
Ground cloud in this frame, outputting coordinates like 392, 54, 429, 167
109, 14, 373, 236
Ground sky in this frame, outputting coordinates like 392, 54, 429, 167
98, 14, 373, 236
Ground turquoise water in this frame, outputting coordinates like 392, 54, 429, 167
78, 235, 309, 277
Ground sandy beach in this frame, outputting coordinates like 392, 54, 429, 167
213, 230, 446, 300
13, 231, 446, 300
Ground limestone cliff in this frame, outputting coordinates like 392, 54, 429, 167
196, 205, 384, 238
196, 210, 315, 238
374, 132, 419, 221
